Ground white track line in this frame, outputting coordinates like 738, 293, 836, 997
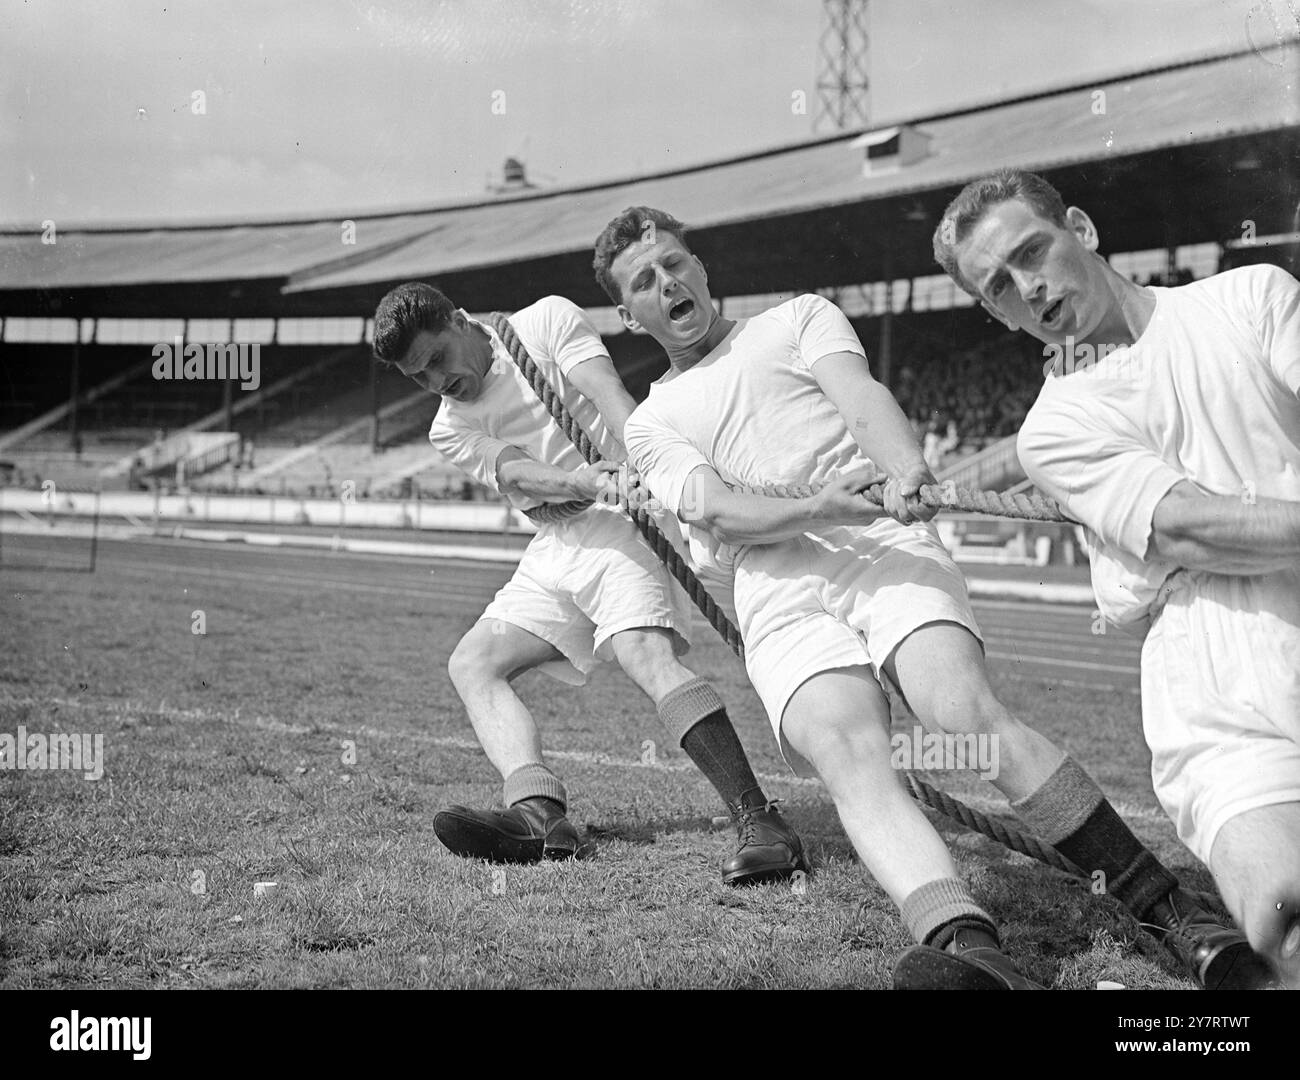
985, 651, 1139, 675
33, 555, 1141, 679
2, 694, 1166, 822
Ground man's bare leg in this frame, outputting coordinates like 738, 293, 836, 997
781, 666, 1041, 989
782, 668, 955, 898
611, 626, 805, 885
883, 621, 1061, 800
447, 618, 561, 779
436, 618, 579, 861
1211, 802, 1300, 987
885, 620, 1277, 988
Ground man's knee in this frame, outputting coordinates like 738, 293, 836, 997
1226, 868, 1300, 982
448, 634, 487, 691
784, 703, 885, 781
783, 669, 889, 757
891, 625, 1009, 734
918, 671, 1008, 736
1240, 886, 1300, 970
448, 622, 512, 688
1211, 804, 1300, 971
611, 628, 685, 695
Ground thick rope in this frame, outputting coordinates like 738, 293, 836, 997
721, 478, 1068, 523
490, 313, 744, 652
532, 470, 1071, 525
903, 773, 1080, 874
485, 311, 1092, 879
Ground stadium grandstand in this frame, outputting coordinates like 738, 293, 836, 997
2, 44, 1296, 555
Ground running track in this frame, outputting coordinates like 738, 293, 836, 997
3, 532, 1142, 693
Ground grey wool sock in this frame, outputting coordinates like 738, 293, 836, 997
502, 762, 567, 811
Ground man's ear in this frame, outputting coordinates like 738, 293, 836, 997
1065, 206, 1100, 253
693, 254, 708, 282
617, 304, 641, 334
980, 299, 1019, 332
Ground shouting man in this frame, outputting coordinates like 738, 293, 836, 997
371, 283, 805, 886
933, 168, 1300, 987
597, 205, 1271, 989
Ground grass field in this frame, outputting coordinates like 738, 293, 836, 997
0, 532, 1219, 991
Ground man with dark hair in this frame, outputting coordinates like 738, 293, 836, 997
934, 168, 1300, 987
371, 282, 805, 884
592, 208, 689, 314
599, 204, 1272, 989
931, 170, 1069, 290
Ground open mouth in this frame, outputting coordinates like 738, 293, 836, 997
1041, 298, 1065, 327
668, 297, 695, 323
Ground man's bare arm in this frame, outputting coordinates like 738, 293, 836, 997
811, 350, 937, 522
680, 464, 885, 545
1148, 481, 1300, 574
565, 355, 637, 460
495, 446, 618, 505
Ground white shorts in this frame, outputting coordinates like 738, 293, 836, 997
735, 520, 982, 777
481, 505, 693, 685
1141, 566, 1300, 864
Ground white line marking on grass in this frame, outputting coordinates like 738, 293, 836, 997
8, 696, 1165, 822
373, 730, 826, 789
985, 651, 1139, 675
996, 675, 1139, 695
971, 598, 1098, 618
97, 544, 1138, 681
107, 559, 485, 605
980, 628, 1136, 652
103, 549, 508, 603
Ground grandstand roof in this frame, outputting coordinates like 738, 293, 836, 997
2, 44, 1297, 317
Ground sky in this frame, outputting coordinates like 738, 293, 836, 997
0, 0, 1290, 226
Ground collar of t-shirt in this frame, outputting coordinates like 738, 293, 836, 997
652, 319, 746, 387
1043, 288, 1166, 380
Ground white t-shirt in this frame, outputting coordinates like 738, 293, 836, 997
625, 293, 903, 574
427, 296, 620, 512
1018, 264, 1300, 627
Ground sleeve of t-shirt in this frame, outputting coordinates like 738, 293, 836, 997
1253, 265, 1300, 396
518, 295, 611, 377
427, 404, 512, 497
787, 293, 869, 373
1017, 395, 1184, 561
624, 402, 712, 518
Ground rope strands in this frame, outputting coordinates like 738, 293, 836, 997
722, 478, 1070, 523
489, 313, 601, 466
903, 773, 1081, 875
489, 312, 746, 655
523, 498, 592, 525
530, 469, 1072, 525
487, 313, 599, 527
486, 309, 1069, 528
485, 310, 1088, 878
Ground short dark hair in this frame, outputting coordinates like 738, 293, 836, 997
932, 169, 1070, 295
592, 207, 690, 305
371, 282, 458, 366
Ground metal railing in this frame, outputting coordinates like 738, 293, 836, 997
936, 433, 1025, 493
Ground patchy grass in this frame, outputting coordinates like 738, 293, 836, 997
0, 535, 1210, 990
